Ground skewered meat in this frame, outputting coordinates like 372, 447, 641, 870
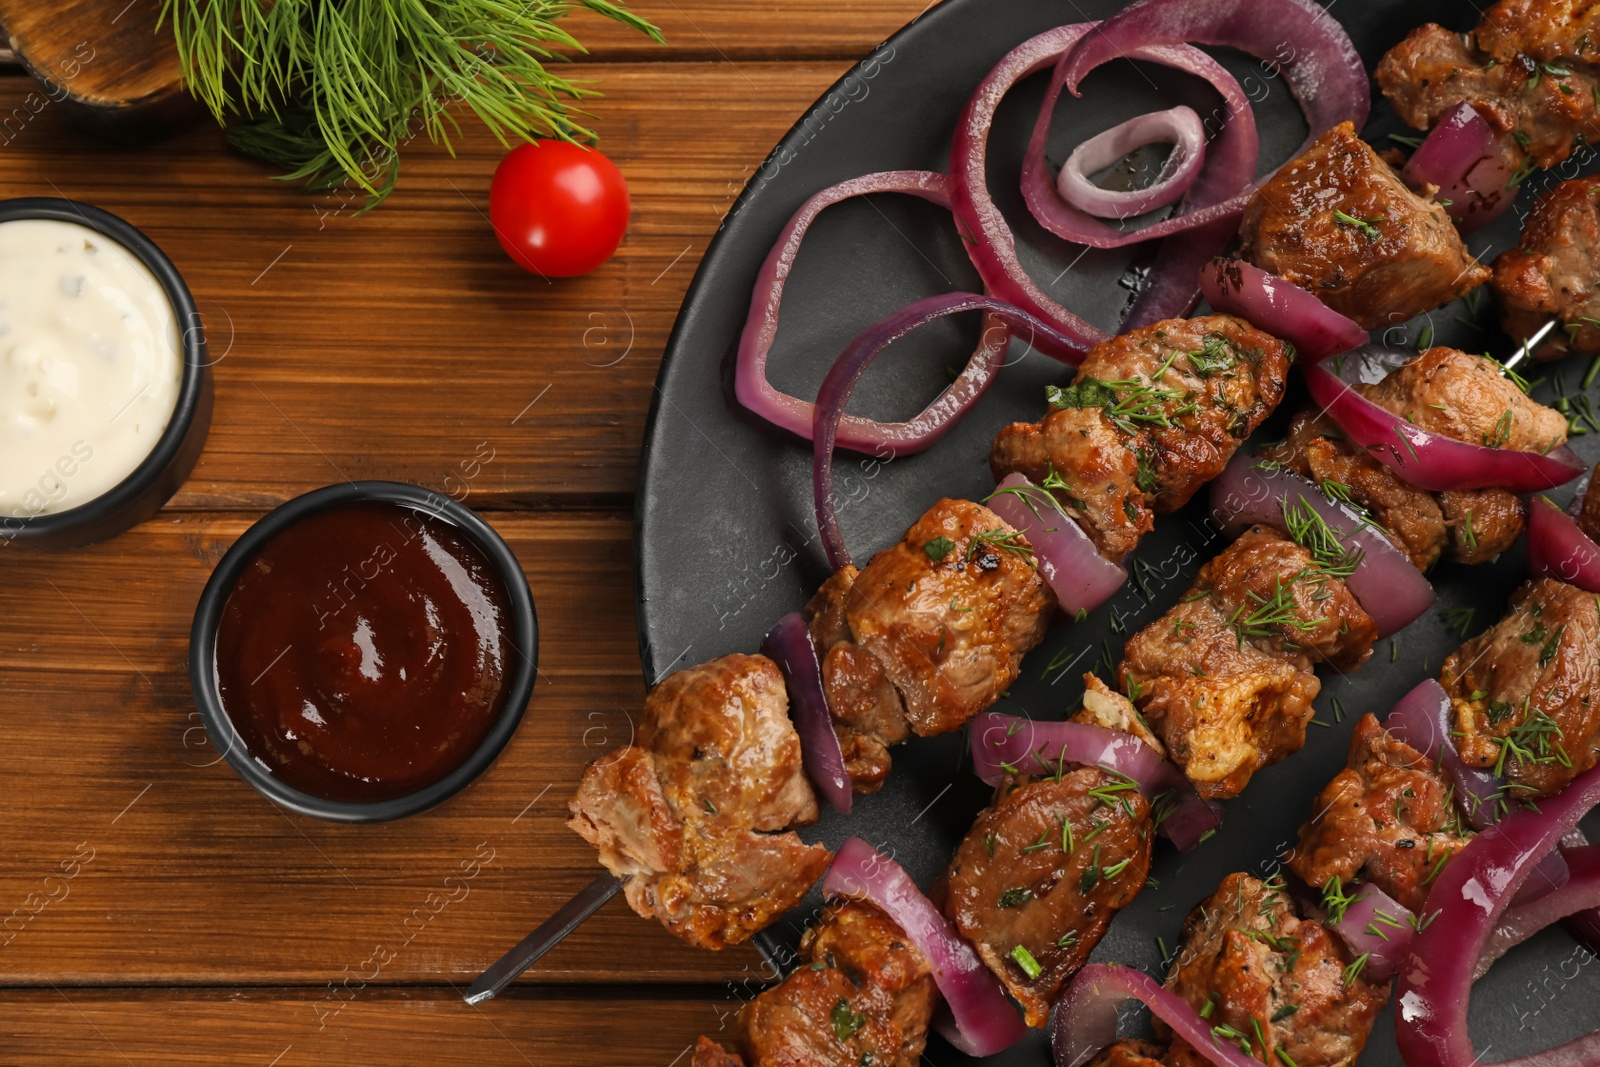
1377, 23, 1600, 174
944, 767, 1153, 1027
1260, 409, 1526, 572
1290, 713, 1475, 912
1493, 175, 1600, 361
1475, 0, 1600, 65
991, 315, 1292, 560
1239, 122, 1488, 330
568, 654, 832, 949
1077, 672, 1166, 754
1120, 527, 1376, 799
1355, 346, 1568, 454
806, 498, 1054, 792
690, 900, 936, 1067
1090, 874, 1388, 1067
1579, 461, 1600, 542
1442, 577, 1600, 796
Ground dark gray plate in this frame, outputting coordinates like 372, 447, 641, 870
636, 0, 1600, 1061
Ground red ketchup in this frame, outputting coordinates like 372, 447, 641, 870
214, 501, 513, 802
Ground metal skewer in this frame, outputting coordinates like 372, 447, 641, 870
464, 871, 623, 1004
1502, 318, 1560, 373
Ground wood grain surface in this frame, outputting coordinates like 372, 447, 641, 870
0, 3, 930, 1059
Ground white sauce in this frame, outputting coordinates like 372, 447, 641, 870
0, 218, 182, 518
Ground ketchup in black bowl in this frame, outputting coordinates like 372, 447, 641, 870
191, 483, 538, 821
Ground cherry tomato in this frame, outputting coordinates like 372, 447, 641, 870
488, 141, 630, 278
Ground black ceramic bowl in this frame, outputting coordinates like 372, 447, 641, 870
189, 481, 540, 822
0, 197, 213, 549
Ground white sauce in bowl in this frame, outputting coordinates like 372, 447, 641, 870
0, 218, 182, 518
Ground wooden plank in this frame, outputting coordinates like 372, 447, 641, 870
0, 514, 769, 985
0, 62, 852, 509
0, 987, 734, 1067
568, 0, 930, 59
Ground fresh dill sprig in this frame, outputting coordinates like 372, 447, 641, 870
1281, 496, 1364, 579
161, 0, 663, 208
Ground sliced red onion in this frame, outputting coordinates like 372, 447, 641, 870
824, 837, 1025, 1057
812, 292, 1093, 570
1381, 678, 1505, 831
1208, 452, 1435, 638
1402, 102, 1518, 234
1527, 495, 1600, 592
949, 26, 1233, 344
1396, 763, 1600, 1067
1052, 963, 1263, 1067
1056, 0, 1371, 166
1477, 844, 1600, 978
970, 710, 1222, 852
733, 170, 1018, 455
1199, 259, 1368, 363
762, 612, 851, 814
1056, 106, 1207, 219
984, 473, 1128, 615
1328, 882, 1414, 981
1304, 363, 1586, 494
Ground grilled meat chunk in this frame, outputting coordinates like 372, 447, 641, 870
1120, 527, 1375, 798
945, 767, 1154, 1027
1493, 176, 1600, 361
691, 901, 936, 1067
1442, 578, 1600, 796
1260, 409, 1525, 571
807, 498, 1054, 792
1378, 22, 1600, 174
1291, 713, 1475, 913
1580, 462, 1600, 543
1089, 874, 1387, 1067
1239, 122, 1487, 330
568, 654, 831, 949
1076, 672, 1166, 755
1356, 347, 1568, 454
991, 316, 1291, 560
1475, 0, 1600, 64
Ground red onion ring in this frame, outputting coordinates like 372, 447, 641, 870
1327, 882, 1414, 981
812, 292, 1093, 571
1053, 963, 1263, 1067
1396, 764, 1600, 1067
1527, 495, 1600, 592
1477, 844, 1600, 978
1208, 452, 1435, 638
984, 473, 1128, 615
1382, 679, 1506, 831
761, 612, 851, 814
1056, 0, 1371, 170
1199, 259, 1368, 364
1056, 106, 1208, 219
823, 837, 1025, 1057
733, 170, 1018, 455
1303, 363, 1587, 494
1403, 102, 1518, 235
1020, 35, 1258, 253
970, 710, 1222, 852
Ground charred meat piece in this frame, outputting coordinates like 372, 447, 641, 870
1239, 122, 1487, 330
1580, 461, 1600, 543
1356, 346, 1568, 455
806, 498, 1054, 792
991, 316, 1291, 560
568, 654, 831, 949
1260, 409, 1525, 572
1290, 713, 1475, 913
1378, 23, 1600, 174
1474, 0, 1600, 65
1120, 527, 1376, 798
1089, 874, 1387, 1067
1442, 578, 1600, 796
1493, 176, 1600, 361
691, 900, 936, 1067
944, 767, 1154, 1027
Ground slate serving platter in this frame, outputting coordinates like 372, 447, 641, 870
636, 0, 1600, 1061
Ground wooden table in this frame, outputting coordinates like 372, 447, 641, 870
0, 3, 932, 1061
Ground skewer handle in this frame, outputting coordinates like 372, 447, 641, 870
463, 871, 624, 1004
